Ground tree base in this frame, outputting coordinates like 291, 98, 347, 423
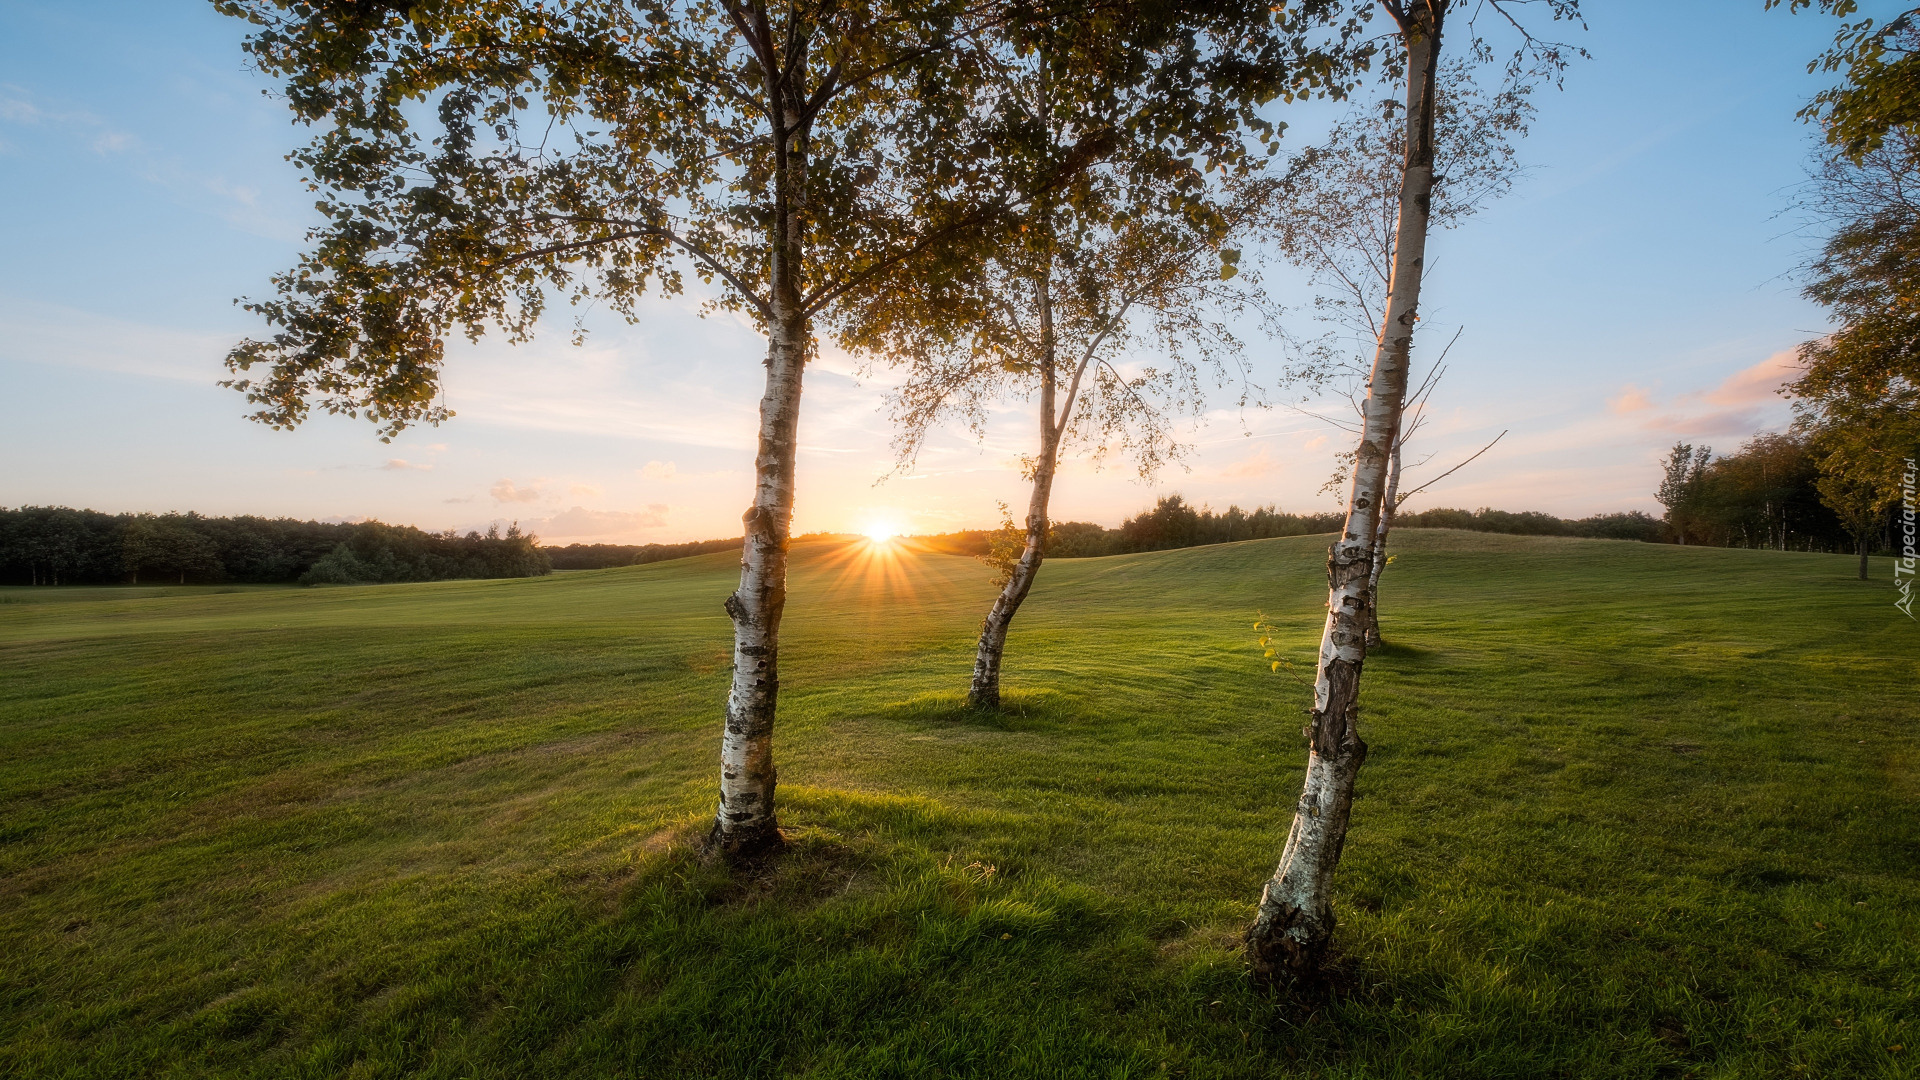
703, 818, 787, 866
1245, 917, 1330, 991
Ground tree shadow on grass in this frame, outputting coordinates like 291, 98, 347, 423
879, 688, 1086, 733
1367, 639, 1437, 663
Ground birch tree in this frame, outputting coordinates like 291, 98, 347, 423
1271, 60, 1532, 646
1305, 353, 1508, 646
845, 181, 1272, 709
838, 9, 1360, 709
1243, 0, 1582, 986
213, 0, 1041, 858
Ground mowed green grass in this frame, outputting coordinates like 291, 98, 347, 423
1, 530, 1915, 1079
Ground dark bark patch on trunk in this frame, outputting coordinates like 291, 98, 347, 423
701, 818, 788, 867
1245, 929, 1357, 996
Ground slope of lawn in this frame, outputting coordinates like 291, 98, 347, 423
0, 530, 1914, 1079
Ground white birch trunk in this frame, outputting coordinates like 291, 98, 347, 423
1363, 436, 1403, 649
970, 265, 1061, 709
968, 457, 1057, 708
709, 75, 813, 859
1245, 4, 1442, 985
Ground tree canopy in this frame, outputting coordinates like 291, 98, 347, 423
214, 0, 1366, 438
214, 0, 998, 434
1786, 51, 1919, 541
1773, 1, 1920, 158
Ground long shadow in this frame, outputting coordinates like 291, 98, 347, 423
880, 688, 1085, 734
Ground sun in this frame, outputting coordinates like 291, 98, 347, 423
863, 521, 899, 544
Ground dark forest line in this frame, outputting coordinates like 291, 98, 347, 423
0, 507, 550, 586
1658, 431, 1892, 555
544, 538, 745, 570
908, 496, 1672, 560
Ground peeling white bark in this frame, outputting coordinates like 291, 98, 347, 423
1246, 6, 1441, 985
711, 313, 805, 855
710, 84, 813, 858
969, 464, 1055, 708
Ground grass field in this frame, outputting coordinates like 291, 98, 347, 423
1, 530, 1915, 1079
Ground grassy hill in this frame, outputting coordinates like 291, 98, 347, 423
1, 531, 1914, 1078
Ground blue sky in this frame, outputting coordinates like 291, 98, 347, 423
0, 1, 1869, 543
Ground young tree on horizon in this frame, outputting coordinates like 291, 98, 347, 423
1814, 466, 1889, 577
1657, 441, 1713, 546
1242, 0, 1583, 987
844, 172, 1276, 710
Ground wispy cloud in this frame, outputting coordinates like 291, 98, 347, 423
531, 504, 672, 539
1700, 349, 1801, 408
1628, 349, 1801, 438
0, 92, 44, 124
490, 478, 544, 503
0, 85, 118, 138
1609, 385, 1654, 414
1219, 445, 1281, 480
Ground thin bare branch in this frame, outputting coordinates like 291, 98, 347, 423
1396, 428, 1508, 505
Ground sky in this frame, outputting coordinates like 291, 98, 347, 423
0, 1, 1871, 544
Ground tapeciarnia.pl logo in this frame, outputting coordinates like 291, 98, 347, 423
1898, 457, 1916, 619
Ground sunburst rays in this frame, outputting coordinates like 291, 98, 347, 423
807, 534, 927, 612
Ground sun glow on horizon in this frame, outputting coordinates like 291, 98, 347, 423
812, 521, 918, 609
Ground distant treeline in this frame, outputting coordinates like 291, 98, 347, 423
915, 496, 1667, 559
1048, 498, 1347, 557
546, 538, 744, 570
0, 507, 550, 586
1659, 432, 1868, 553
1392, 506, 1667, 542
